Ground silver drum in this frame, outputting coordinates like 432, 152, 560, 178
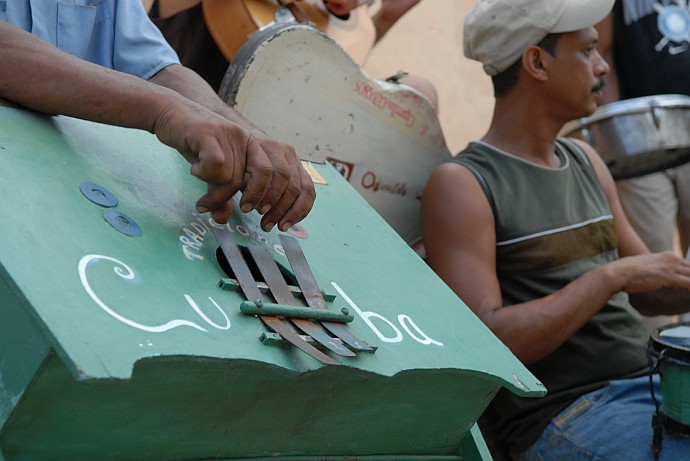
561, 94, 690, 180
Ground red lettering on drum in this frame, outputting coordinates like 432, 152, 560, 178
286, 223, 308, 239
354, 79, 416, 128
326, 156, 355, 181
361, 171, 408, 196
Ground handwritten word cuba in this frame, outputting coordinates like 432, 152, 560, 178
78, 255, 442, 348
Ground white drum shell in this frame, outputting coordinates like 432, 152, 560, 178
219, 22, 451, 244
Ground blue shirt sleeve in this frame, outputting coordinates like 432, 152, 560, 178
111, 0, 181, 79
2, 0, 180, 80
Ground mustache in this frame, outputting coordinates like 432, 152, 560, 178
592, 78, 606, 93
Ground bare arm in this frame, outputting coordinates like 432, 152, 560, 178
149, 63, 315, 233
0, 22, 314, 229
422, 152, 690, 364
423, 162, 625, 364
325, 0, 420, 40
575, 139, 690, 315
0, 22, 169, 131
371, 0, 420, 41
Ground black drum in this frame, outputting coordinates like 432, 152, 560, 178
647, 321, 690, 435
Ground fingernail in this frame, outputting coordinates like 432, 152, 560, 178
241, 202, 254, 213
279, 222, 292, 232
196, 205, 209, 213
263, 222, 275, 231
259, 203, 271, 214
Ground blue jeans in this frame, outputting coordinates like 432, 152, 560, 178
517, 375, 690, 461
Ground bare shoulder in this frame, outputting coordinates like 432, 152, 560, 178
425, 161, 483, 196
567, 137, 614, 181
422, 160, 495, 239
422, 158, 498, 309
567, 137, 599, 159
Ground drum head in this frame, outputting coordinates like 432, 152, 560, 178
649, 321, 690, 363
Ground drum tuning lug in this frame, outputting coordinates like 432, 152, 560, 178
652, 106, 662, 130
385, 71, 410, 83
579, 127, 595, 146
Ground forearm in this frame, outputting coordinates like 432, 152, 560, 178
371, 12, 397, 40
0, 22, 315, 229
629, 288, 690, 316
148, 64, 266, 137
484, 265, 622, 364
372, 0, 420, 41
491, 251, 690, 362
0, 22, 176, 132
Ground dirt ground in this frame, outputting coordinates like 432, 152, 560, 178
364, 0, 493, 155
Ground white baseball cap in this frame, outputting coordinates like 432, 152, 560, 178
464, 0, 615, 76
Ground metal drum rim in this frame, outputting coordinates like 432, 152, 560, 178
649, 321, 690, 364
561, 94, 690, 135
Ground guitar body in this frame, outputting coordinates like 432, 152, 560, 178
219, 22, 452, 244
202, 0, 329, 61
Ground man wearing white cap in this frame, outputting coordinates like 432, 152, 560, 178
422, 0, 690, 459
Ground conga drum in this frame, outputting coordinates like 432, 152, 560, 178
561, 95, 690, 180
647, 321, 690, 435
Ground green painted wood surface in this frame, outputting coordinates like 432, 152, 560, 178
463, 424, 493, 461
2, 353, 498, 460
0, 271, 51, 427
0, 107, 544, 459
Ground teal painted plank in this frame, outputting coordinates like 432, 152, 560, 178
0, 107, 543, 397
0, 273, 51, 428
2, 355, 499, 461
458, 424, 493, 461
0, 107, 545, 459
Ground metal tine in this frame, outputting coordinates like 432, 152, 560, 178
279, 235, 328, 309
213, 228, 340, 365
248, 245, 355, 357
213, 228, 263, 301
279, 235, 373, 351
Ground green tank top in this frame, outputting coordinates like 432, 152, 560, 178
453, 139, 650, 453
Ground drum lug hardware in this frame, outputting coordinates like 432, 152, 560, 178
651, 105, 662, 130
579, 126, 594, 146
385, 71, 409, 84
652, 412, 666, 460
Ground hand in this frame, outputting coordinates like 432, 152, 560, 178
152, 97, 315, 229
373, 0, 421, 40
379, 0, 421, 22
147, 64, 315, 230
323, 0, 359, 17
252, 133, 316, 232
612, 252, 690, 293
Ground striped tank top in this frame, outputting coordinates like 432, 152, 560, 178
453, 138, 650, 452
